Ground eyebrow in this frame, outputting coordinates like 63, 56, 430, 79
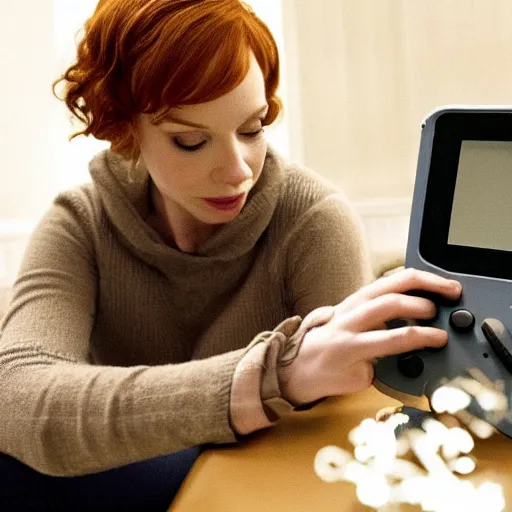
161, 104, 269, 130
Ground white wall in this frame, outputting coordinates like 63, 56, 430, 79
285, 0, 512, 204
0, 0, 106, 286
244, 0, 290, 159
280, 0, 512, 264
52, 0, 110, 192
0, 0, 58, 222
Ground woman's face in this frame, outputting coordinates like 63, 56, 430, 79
136, 54, 268, 226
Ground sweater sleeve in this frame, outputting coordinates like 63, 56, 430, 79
284, 193, 374, 318
0, 200, 243, 476
228, 193, 374, 433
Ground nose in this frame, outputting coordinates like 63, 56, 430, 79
212, 142, 253, 187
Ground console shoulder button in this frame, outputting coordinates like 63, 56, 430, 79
481, 318, 512, 374
397, 354, 425, 379
449, 309, 475, 333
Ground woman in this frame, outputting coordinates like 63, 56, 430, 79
0, 0, 461, 510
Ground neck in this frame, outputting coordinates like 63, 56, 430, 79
148, 182, 218, 253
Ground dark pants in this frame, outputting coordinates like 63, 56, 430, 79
0, 447, 201, 511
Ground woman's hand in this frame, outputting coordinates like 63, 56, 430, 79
279, 268, 462, 405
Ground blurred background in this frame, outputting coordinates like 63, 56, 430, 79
2, 0, 512, 287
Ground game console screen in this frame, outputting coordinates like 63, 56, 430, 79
448, 140, 512, 252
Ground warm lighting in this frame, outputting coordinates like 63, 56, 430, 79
355, 472, 391, 508
354, 445, 373, 463
448, 456, 476, 475
431, 385, 472, 414
476, 482, 506, 511
466, 415, 495, 439
475, 388, 507, 413
313, 445, 350, 483
441, 427, 474, 460
314, 375, 507, 511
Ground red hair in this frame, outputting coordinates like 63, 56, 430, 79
53, 0, 281, 162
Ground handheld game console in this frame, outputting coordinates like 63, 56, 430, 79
374, 106, 512, 438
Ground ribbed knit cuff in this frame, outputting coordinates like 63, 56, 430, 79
229, 307, 335, 436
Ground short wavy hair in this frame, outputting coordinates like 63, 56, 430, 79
53, 0, 282, 162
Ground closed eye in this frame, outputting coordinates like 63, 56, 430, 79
171, 126, 264, 153
241, 128, 265, 138
172, 138, 207, 152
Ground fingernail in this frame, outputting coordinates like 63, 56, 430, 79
451, 280, 462, 293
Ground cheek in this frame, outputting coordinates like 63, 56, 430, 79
150, 160, 198, 195
249, 140, 268, 179
141, 138, 196, 186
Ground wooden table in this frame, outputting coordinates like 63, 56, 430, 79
170, 386, 512, 511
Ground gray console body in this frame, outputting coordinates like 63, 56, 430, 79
374, 106, 512, 437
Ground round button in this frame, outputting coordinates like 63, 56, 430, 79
449, 309, 475, 333
397, 354, 425, 379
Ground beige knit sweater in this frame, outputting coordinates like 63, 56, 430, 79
0, 147, 372, 476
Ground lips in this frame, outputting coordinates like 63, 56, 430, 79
203, 193, 245, 211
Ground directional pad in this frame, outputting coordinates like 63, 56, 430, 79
397, 354, 425, 379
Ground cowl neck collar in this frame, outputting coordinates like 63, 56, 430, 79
89, 147, 285, 268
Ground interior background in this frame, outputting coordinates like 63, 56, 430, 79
2, 0, 512, 285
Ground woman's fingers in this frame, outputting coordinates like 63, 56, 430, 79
341, 293, 437, 332
347, 268, 462, 305
353, 325, 448, 361
283, 269, 460, 405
